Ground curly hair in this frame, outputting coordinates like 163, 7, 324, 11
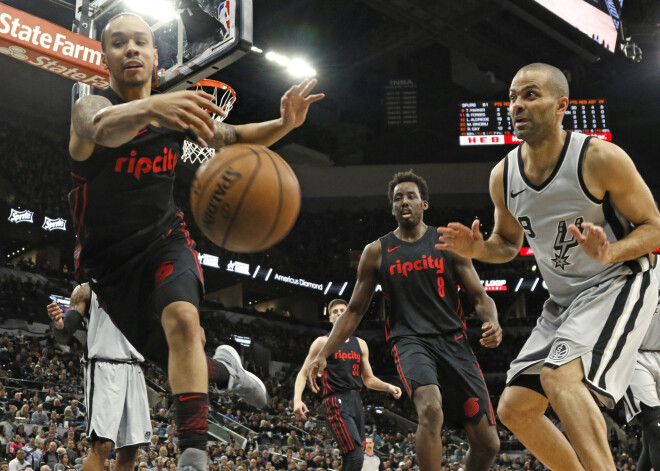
387, 170, 429, 205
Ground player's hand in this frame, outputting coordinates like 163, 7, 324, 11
147, 90, 225, 147
480, 321, 502, 348
293, 398, 309, 420
436, 220, 485, 258
46, 302, 64, 330
388, 385, 402, 399
280, 78, 325, 129
306, 356, 327, 394
569, 222, 611, 264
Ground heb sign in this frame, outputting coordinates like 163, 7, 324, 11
459, 135, 523, 146
0, 3, 108, 88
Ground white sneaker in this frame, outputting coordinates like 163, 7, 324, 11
214, 345, 268, 408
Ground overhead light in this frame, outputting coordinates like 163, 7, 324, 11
531, 265, 537, 272
265, 51, 316, 77
127, 0, 178, 22
338, 282, 348, 296
251, 46, 263, 53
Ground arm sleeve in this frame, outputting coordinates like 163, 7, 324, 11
53, 310, 84, 344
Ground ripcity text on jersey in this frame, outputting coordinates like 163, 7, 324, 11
504, 131, 651, 306
378, 227, 464, 341
321, 336, 364, 397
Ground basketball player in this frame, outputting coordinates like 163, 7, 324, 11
67, 12, 323, 471
294, 298, 401, 471
623, 263, 660, 471
436, 63, 660, 470
46, 283, 148, 471
307, 171, 502, 471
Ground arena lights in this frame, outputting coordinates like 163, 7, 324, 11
126, 0, 178, 22
264, 51, 316, 77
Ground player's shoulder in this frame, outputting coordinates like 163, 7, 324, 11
583, 137, 635, 179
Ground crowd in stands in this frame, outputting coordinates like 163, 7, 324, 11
0, 276, 649, 471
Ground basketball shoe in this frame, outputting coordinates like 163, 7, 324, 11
214, 344, 268, 408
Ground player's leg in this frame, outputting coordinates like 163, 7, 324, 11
392, 338, 443, 471
540, 359, 613, 470
323, 394, 362, 470
462, 415, 498, 471
84, 439, 113, 471
412, 385, 444, 471
114, 446, 139, 471
84, 361, 125, 471
497, 380, 583, 470
637, 404, 660, 470
542, 269, 658, 470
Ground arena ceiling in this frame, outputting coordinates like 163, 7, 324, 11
0, 0, 658, 174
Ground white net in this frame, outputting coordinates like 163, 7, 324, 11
181, 80, 236, 165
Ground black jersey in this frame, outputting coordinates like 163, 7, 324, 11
321, 336, 364, 397
68, 87, 186, 277
378, 226, 464, 342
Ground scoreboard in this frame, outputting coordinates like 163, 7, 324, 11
459, 99, 612, 146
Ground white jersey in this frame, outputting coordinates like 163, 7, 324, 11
86, 290, 144, 361
639, 263, 660, 351
505, 131, 647, 306
362, 452, 380, 471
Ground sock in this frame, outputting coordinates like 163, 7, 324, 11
207, 356, 230, 388
173, 393, 209, 451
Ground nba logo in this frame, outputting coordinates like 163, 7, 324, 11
218, 1, 231, 32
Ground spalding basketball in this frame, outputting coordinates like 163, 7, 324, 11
190, 144, 301, 253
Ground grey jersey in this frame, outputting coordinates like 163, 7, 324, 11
505, 132, 644, 306
87, 290, 144, 361
640, 263, 660, 351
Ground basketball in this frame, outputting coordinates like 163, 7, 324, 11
190, 144, 301, 253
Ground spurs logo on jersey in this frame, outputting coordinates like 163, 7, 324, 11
551, 217, 583, 270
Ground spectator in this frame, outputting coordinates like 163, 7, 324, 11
39, 443, 58, 470
8, 450, 29, 471
8, 436, 24, 460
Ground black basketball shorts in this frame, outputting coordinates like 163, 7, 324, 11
390, 333, 496, 426
90, 211, 204, 366
322, 390, 365, 454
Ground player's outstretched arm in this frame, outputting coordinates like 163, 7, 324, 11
568, 139, 660, 264
47, 284, 90, 344
70, 90, 223, 160
453, 255, 502, 348
437, 160, 524, 263
293, 336, 327, 420
307, 240, 380, 393
211, 78, 325, 150
358, 338, 402, 398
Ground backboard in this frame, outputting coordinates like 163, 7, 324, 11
74, 0, 252, 92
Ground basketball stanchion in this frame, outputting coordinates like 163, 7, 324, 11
181, 79, 237, 165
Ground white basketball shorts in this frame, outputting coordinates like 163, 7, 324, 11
506, 266, 658, 408
85, 360, 152, 448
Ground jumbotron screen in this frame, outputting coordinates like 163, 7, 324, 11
459, 99, 611, 146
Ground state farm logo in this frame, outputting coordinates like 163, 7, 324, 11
0, 45, 27, 60
8, 208, 34, 223
42, 217, 66, 231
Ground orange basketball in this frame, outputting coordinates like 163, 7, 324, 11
190, 144, 301, 253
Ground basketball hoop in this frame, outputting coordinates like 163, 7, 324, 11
181, 79, 237, 165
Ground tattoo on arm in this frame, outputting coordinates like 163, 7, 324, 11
72, 95, 112, 141
68, 284, 90, 313
207, 122, 238, 149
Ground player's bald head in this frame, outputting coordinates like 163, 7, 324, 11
516, 63, 569, 99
